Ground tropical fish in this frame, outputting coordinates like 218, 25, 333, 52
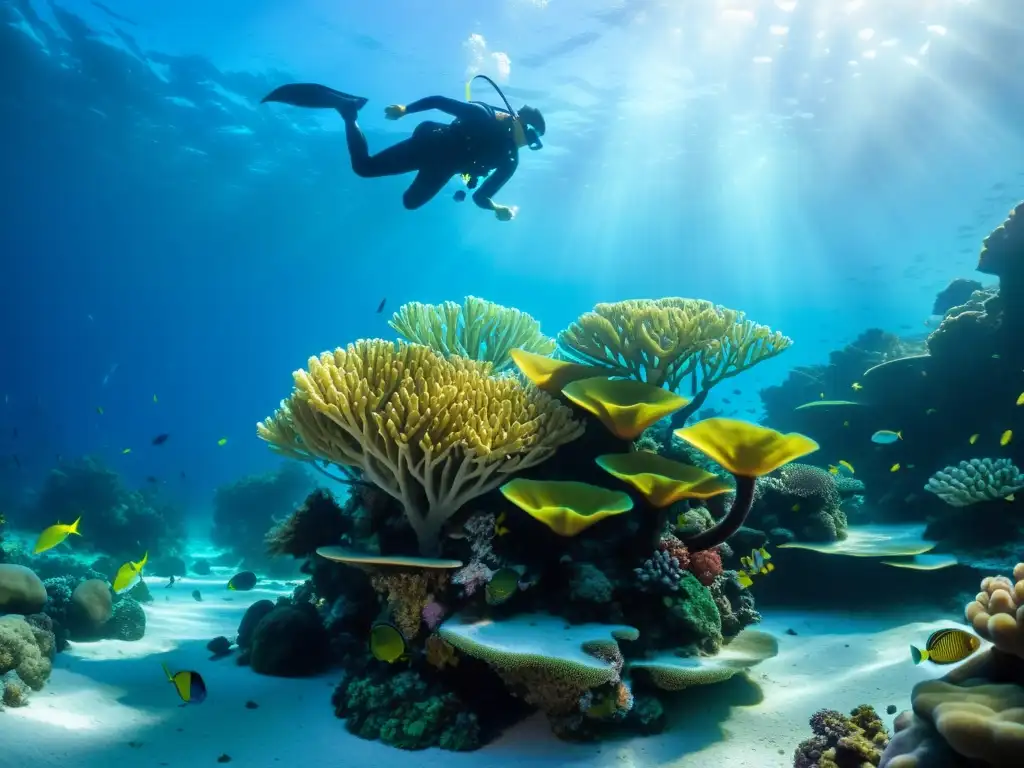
152, 433, 170, 445
737, 547, 774, 588
34, 517, 82, 554
871, 430, 902, 445
843, 421, 850, 428
227, 571, 258, 591
828, 465, 839, 475
1007, 494, 1015, 502
910, 628, 980, 665
153, 394, 158, 403
791, 503, 801, 512
113, 551, 148, 594
838, 460, 855, 474
162, 663, 207, 704
1001, 430, 1013, 447
122, 448, 131, 454
96, 406, 104, 415
926, 408, 937, 415
376, 298, 386, 313
969, 434, 980, 445
1017, 392, 1024, 406
485, 567, 520, 606
494, 511, 510, 537
217, 438, 228, 446
851, 382, 862, 391
369, 621, 407, 663
191, 589, 202, 602
890, 463, 901, 473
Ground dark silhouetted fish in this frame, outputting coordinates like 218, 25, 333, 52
152, 433, 169, 445
227, 571, 258, 591
376, 298, 386, 313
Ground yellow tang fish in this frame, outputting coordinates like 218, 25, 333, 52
1001, 430, 1013, 447
969, 434, 979, 445
113, 551, 148, 594
838, 460, 855, 474
34, 517, 82, 554
1017, 392, 1024, 406
890, 463, 901, 473
910, 628, 980, 665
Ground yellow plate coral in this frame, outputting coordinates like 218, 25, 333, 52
595, 452, 733, 507
562, 377, 689, 440
499, 478, 633, 536
674, 417, 819, 478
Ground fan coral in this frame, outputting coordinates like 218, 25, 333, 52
635, 550, 686, 593
388, 296, 555, 373
794, 704, 890, 768
257, 340, 583, 556
924, 458, 1024, 507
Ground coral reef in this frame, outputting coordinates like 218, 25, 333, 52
794, 705, 890, 767
925, 458, 1023, 507
30, 457, 185, 561
751, 464, 849, 543
212, 462, 314, 571
0, 613, 55, 707
880, 563, 1024, 767
389, 295, 555, 373
248, 296, 809, 751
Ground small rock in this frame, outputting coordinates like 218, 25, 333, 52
207, 636, 232, 658
887, 704, 897, 715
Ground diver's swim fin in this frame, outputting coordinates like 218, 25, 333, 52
260, 83, 368, 112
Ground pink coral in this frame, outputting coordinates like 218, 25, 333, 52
689, 548, 723, 586
421, 601, 446, 631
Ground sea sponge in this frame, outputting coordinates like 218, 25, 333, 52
689, 548, 724, 586
0, 615, 53, 691
389, 296, 555, 373
925, 458, 1024, 507
558, 298, 792, 395
257, 340, 583, 556
437, 613, 638, 718
964, 562, 1024, 659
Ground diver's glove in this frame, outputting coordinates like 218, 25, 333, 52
384, 104, 407, 120
493, 204, 517, 222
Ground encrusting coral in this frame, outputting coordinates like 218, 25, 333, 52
794, 705, 890, 768
389, 296, 555, 373
924, 458, 1023, 507
257, 340, 584, 556
0, 614, 55, 700
557, 298, 792, 418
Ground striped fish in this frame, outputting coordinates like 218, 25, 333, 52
910, 628, 980, 665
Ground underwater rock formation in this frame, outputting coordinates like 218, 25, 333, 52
0, 613, 56, 709
0, 564, 47, 614
247, 601, 330, 677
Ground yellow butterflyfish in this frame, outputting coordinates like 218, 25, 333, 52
1001, 430, 1013, 447
34, 517, 82, 554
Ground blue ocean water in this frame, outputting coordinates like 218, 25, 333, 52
2, 0, 1024, 765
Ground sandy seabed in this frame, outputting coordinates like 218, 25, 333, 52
0, 569, 968, 768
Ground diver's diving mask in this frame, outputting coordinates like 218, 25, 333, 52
523, 124, 544, 151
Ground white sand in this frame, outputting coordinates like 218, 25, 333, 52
0, 571, 970, 768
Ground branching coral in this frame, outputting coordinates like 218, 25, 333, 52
257, 340, 583, 556
925, 458, 1024, 507
635, 549, 686, 593
388, 296, 555, 373
794, 705, 890, 768
557, 299, 791, 417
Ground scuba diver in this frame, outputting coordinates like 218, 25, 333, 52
260, 80, 545, 220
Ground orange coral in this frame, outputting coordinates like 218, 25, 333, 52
689, 548, 723, 586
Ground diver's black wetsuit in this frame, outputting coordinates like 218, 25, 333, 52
342, 96, 519, 210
